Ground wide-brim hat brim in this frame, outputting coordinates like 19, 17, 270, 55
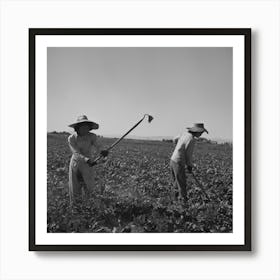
187, 127, 208, 134
69, 120, 99, 130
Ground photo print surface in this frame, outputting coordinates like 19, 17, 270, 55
29, 29, 251, 250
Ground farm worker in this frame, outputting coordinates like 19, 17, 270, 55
68, 115, 109, 204
170, 123, 208, 202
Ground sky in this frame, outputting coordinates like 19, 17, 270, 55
47, 47, 232, 141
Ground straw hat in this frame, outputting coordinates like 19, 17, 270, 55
187, 123, 208, 134
69, 115, 99, 130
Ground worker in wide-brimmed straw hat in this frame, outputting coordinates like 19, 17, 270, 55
170, 123, 209, 203
68, 115, 109, 204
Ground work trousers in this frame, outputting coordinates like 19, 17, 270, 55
170, 160, 187, 200
69, 155, 96, 204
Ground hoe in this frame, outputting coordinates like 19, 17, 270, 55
93, 114, 153, 164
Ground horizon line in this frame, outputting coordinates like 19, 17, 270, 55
47, 131, 232, 143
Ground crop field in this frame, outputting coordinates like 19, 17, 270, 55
47, 133, 232, 233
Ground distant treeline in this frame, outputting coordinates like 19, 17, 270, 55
48, 132, 231, 146
162, 137, 232, 146
161, 138, 214, 143
48, 131, 70, 135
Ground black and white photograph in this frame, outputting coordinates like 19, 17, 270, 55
29, 29, 251, 250
5, 0, 280, 278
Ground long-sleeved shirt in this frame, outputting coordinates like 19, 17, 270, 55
171, 132, 195, 166
68, 132, 102, 163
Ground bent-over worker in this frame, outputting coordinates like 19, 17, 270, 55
170, 123, 208, 202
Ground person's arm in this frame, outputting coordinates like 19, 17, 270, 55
173, 135, 180, 145
185, 139, 195, 171
91, 134, 109, 157
68, 134, 90, 163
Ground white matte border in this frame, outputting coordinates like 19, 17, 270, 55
35, 34, 245, 245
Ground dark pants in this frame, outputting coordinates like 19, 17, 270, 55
170, 160, 187, 199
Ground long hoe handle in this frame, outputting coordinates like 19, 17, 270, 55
93, 114, 153, 164
191, 171, 211, 201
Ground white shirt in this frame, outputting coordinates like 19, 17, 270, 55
68, 132, 101, 163
171, 131, 195, 166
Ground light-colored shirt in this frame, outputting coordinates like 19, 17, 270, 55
171, 132, 195, 166
68, 132, 101, 163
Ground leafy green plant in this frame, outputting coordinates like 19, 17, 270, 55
47, 133, 232, 233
